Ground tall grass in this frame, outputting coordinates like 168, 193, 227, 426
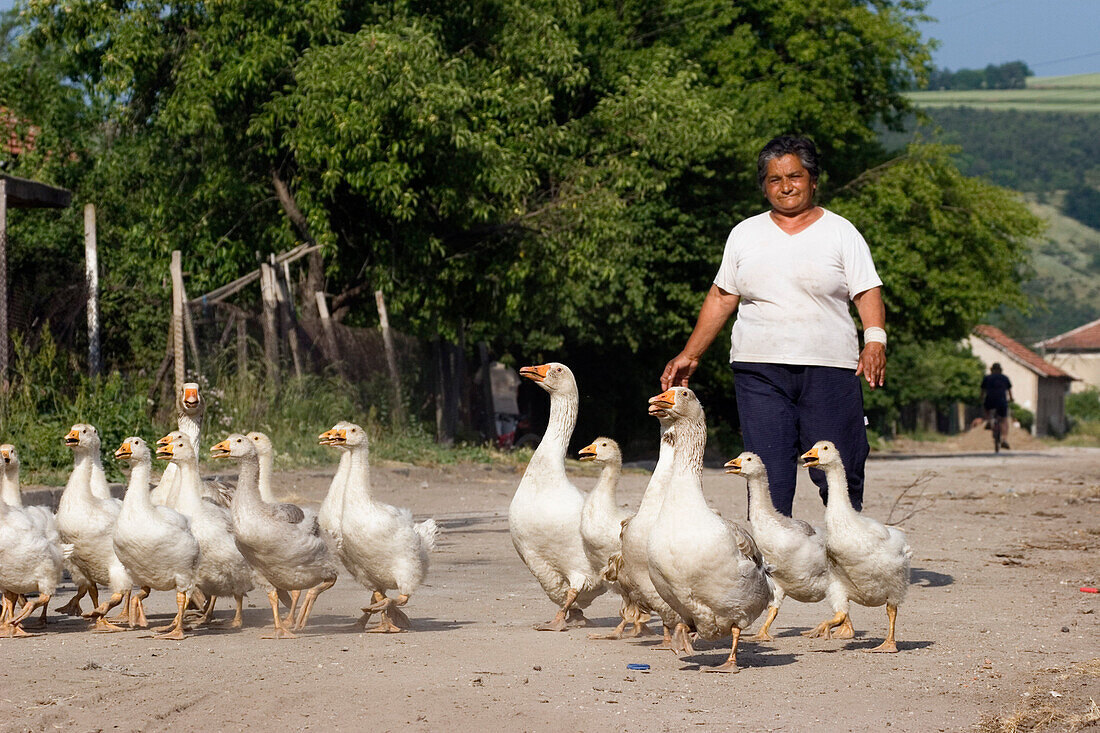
0, 329, 512, 486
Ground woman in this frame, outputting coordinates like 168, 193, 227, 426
661, 135, 886, 515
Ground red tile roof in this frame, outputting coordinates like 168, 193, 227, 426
973, 324, 1074, 379
1034, 317, 1100, 352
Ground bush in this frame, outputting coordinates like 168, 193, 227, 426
1011, 402, 1034, 432
1066, 388, 1100, 422
0, 328, 506, 485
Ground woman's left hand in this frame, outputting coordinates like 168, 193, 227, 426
856, 342, 886, 389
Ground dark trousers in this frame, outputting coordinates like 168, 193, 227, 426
731, 362, 868, 516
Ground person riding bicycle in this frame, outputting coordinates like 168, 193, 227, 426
981, 363, 1013, 451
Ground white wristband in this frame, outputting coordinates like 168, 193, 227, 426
864, 327, 887, 347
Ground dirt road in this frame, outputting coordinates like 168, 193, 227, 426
1, 444, 1097, 732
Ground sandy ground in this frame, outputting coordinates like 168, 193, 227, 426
1, 436, 1098, 733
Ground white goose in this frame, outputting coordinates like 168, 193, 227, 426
646, 388, 772, 672
0, 444, 70, 626
151, 383, 205, 507
577, 437, 643, 640
725, 451, 845, 641
608, 405, 684, 647
246, 432, 282, 503
509, 362, 606, 631
158, 433, 254, 628
317, 421, 355, 543
213, 434, 337, 639
55, 424, 134, 631
320, 423, 438, 632
0, 495, 62, 637
801, 440, 911, 653
113, 437, 199, 639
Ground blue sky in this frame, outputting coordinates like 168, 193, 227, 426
1, 0, 1097, 77
919, 0, 1100, 77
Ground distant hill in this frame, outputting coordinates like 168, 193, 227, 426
906, 72, 1100, 113
882, 77, 1100, 343
999, 196, 1100, 344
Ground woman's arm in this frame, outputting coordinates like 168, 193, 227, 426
661, 285, 740, 389
853, 286, 886, 389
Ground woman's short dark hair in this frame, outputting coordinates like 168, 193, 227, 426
757, 135, 821, 191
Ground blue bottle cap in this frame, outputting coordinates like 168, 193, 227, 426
626, 663, 650, 670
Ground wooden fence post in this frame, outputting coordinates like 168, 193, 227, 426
315, 291, 340, 366
236, 315, 248, 376
274, 256, 302, 379
0, 179, 7, 388
84, 204, 101, 377
170, 250, 185, 395
259, 263, 280, 384
375, 289, 405, 428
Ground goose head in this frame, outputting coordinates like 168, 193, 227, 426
157, 433, 196, 464
210, 433, 256, 461
246, 431, 274, 458
801, 440, 840, 469
115, 437, 151, 464
519, 362, 575, 395
319, 422, 366, 448
65, 424, 101, 454
157, 431, 184, 449
647, 386, 703, 423
724, 451, 767, 480
578, 437, 621, 465
178, 382, 204, 417
0, 444, 19, 472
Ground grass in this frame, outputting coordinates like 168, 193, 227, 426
977, 658, 1100, 733
907, 72, 1100, 113
0, 328, 525, 487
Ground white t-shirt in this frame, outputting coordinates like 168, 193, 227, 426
713, 208, 882, 370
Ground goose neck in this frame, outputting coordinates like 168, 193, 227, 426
257, 451, 275, 503
123, 460, 154, 509
822, 461, 855, 515
174, 456, 205, 515
592, 459, 622, 503
540, 389, 578, 455
0, 468, 20, 507
66, 452, 96, 499
179, 414, 201, 451
746, 474, 778, 522
343, 444, 372, 506
232, 455, 262, 508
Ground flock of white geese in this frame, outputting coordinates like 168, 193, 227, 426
510, 362, 912, 673
0, 365, 911, 673
0, 384, 437, 640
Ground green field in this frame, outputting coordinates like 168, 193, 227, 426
907, 72, 1100, 112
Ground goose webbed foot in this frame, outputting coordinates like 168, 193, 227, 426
565, 609, 588, 628
292, 579, 336, 631
865, 604, 899, 653
803, 611, 848, 639
672, 623, 695, 655
588, 618, 628, 640
746, 606, 779, 642
56, 594, 85, 617
91, 617, 125, 633
831, 615, 855, 639
363, 593, 409, 632
0, 623, 34, 638
262, 588, 298, 639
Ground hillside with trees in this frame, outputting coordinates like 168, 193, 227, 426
0, 0, 1044, 463
882, 97, 1100, 343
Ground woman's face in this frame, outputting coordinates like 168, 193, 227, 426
763, 154, 816, 216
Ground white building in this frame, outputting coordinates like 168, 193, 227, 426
1034, 317, 1100, 394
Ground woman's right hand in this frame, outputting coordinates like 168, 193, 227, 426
661, 353, 698, 390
